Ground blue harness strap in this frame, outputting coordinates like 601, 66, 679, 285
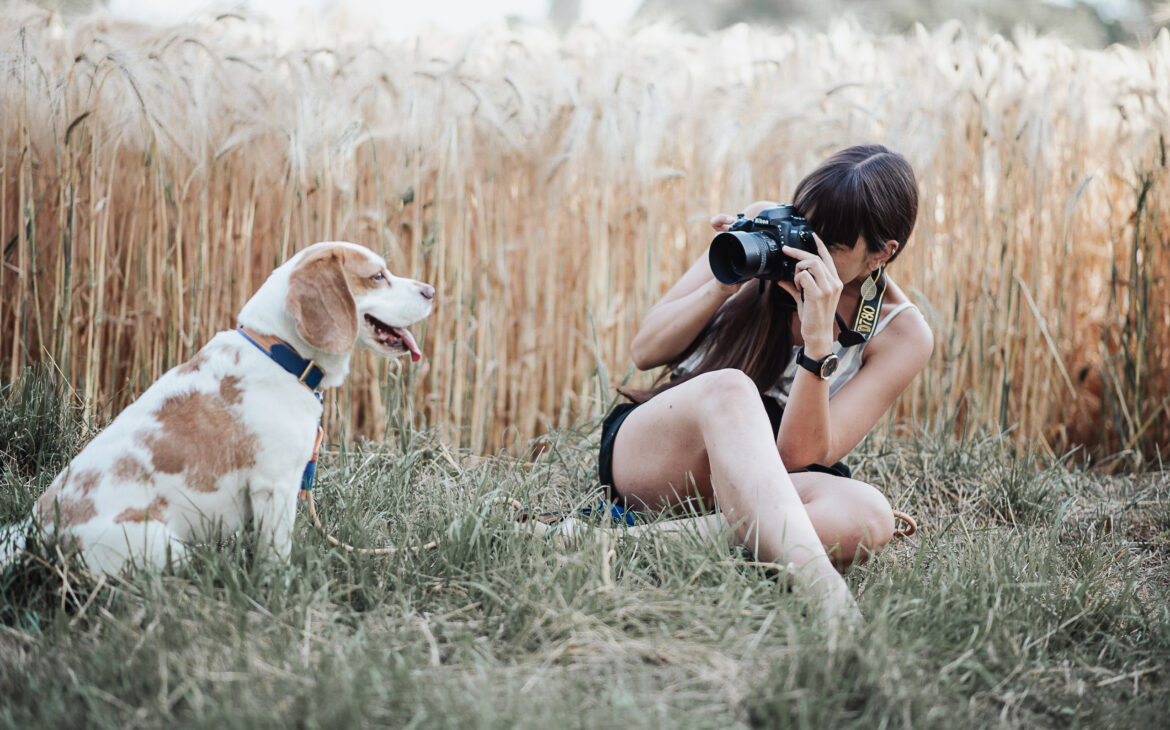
300, 424, 325, 491
234, 328, 326, 493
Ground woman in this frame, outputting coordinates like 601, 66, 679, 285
598, 145, 933, 621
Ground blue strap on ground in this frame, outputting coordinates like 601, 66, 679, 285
580, 499, 640, 526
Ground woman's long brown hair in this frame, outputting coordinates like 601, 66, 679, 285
621, 144, 919, 404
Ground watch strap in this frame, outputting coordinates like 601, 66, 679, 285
796, 347, 837, 379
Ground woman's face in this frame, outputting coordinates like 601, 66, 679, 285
826, 236, 879, 285
801, 203, 894, 284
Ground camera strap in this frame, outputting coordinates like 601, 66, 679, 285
835, 267, 887, 348
771, 268, 887, 348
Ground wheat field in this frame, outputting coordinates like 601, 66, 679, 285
1, 8, 1167, 459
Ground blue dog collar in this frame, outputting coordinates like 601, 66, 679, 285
236, 327, 326, 391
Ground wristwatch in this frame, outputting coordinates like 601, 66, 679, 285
796, 347, 839, 380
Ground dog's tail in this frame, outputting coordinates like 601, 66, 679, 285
0, 519, 32, 568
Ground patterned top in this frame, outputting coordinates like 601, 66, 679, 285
674, 300, 919, 404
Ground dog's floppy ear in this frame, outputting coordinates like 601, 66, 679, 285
285, 248, 359, 354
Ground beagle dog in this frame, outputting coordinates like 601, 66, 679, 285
15, 242, 433, 575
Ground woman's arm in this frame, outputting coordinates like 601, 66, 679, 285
771, 234, 932, 468
630, 201, 778, 370
629, 257, 737, 369
778, 306, 933, 468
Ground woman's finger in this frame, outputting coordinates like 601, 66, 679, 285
794, 269, 820, 296
804, 239, 842, 281
795, 258, 832, 284
781, 244, 818, 261
710, 213, 734, 231
776, 280, 800, 302
811, 233, 840, 274
814, 233, 833, 259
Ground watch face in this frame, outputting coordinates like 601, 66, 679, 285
820, 355, 839, 379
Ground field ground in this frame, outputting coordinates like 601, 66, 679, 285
0, 371, 1167, 729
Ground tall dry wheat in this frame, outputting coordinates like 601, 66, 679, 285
1, 9, 1167, 462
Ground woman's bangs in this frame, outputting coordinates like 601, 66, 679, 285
798, 172, 866, 248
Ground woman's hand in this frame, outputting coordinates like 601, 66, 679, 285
709, 213, 736, 232
776, 233, 842, 357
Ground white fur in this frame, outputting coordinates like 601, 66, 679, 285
11, 242, 433, 576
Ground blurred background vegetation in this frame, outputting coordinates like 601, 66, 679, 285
29, 0, 1170, 46
3, 0, 1168, 464
632, 0, 1168, 46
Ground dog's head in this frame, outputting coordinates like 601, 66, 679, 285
240, 242, 434, 362
286, 242, 434, 359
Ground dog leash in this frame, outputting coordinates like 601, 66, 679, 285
234, 326, 436, 555
300, 491, 439, 555
891, 510, 917, 537
298, 425, 438, 555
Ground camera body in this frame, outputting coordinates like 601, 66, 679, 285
708, 205, 817, 285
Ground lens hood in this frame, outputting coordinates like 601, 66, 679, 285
709, 231, 767, 285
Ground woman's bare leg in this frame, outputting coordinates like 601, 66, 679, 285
620, 513, 733, 544
609, 369, 859, 621
790, 473, 896, 566
616, 476, 896, 569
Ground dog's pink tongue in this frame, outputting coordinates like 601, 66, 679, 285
400, 328, 422, 362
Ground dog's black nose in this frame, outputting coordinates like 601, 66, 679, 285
420, 284, 435, 300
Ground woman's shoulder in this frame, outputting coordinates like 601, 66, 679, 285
878, 276, 922, 321
866, 276, 933, 364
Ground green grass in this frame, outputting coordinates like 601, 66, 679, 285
0, 369, 1167, 729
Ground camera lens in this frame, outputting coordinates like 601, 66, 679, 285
710, 231, 767, 285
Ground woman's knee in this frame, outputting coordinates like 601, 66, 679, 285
689, 369, 761, 415
801, 477, 895, 561
851, 484, 895, 554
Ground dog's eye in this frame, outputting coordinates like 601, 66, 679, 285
370, 271, 385, 283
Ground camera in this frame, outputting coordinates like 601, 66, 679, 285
708, 205, 818, 285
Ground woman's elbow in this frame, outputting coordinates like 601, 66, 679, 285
778, 441, 834, 471
629, 339, 658, 371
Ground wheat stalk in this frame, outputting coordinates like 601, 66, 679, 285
1, 12, 1166, 460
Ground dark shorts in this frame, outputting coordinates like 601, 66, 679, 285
598, 393, 851, 501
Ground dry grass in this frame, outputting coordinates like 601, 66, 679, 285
1, 371, 1167, 729
1, 7, 1167, 460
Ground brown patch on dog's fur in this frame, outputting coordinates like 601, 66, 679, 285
113, 495, 169, 524
286, 246, 364, 354
138, 390, 257, 493
37, 469, 99, 527
36, 473, 66, 517
219, 375, 244, 405
71, 469, 101, 496
175, 349, 210, 375
112, 455, 152, 484
336, 246, 386, 294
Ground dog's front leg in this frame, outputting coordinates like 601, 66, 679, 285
248, 482, 298, 563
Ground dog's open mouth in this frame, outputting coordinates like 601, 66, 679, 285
364, 314, 422, 362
